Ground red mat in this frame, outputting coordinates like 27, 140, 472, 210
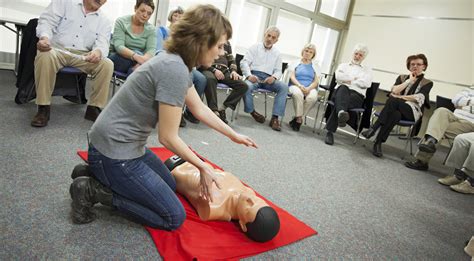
77, 147, 317, 260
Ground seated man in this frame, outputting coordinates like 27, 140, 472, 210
32, 0, 114, 127
437, 132, 474, 194
405, 88, 474, 170
325, 43, 373, 145
200, 41, 248, 123
241, 26, 288, 131
165, 155, 280, 242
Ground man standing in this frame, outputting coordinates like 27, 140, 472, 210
32, 0, 114, 127
240, 26, 288, 131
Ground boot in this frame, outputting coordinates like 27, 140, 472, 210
372, 142, 383, 157
70, 176, 113, 224
31, 105, 50, 127
71, 164, 92, 179
325, 131, 334, 145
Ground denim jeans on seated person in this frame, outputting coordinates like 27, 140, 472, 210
192, 69, 207, 97
108, 50, 143, 76
88, 144, 186, 230
243, 70, 289, 117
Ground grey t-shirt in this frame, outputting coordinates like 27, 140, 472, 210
89, 51, 192, 159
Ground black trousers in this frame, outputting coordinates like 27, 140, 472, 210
201, 70, 248, 111
326, 85, 364, 133
375, 97, 415, 143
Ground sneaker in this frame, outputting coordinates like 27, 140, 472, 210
250, 111, 265, 123
337, 110, 349, 127
450, 180, 474, 194
465, 237, 474, 258
405, 159, 429, 171
438, 174, 464, 186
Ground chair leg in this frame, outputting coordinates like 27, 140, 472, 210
112, 75, 117, 96
75, 74, 82, 104
312, 102, 321, 133
264, 92, 268, 119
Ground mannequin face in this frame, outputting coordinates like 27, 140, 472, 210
236, 190, 268, 232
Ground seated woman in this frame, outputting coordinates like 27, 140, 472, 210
288, 44, 320, 131
362, 54, 433, 157
165, 155, 280, 242
109, 0, 156, 75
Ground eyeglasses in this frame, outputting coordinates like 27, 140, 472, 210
410, 63, 424, 67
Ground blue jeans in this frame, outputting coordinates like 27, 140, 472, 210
109, 50, 143, 75
243, 71, 288, 117
192, 69, 207, 97
88, 145, 186, 230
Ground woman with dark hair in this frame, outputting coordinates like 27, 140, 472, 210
362, 54, 433, 157
69, 5, 257, 230
109, 0, 156, 75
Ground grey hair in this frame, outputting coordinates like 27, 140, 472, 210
353, 43, 369, 56
168, 6, 184, 22
265, 26, 280, 37
301, 43, 317, 59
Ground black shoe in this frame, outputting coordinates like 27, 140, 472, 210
84, 106, 102, 122
183, 109, 200, 124
70, 176, 113, 224
405, 160, 429, 171
179, 115, 186, 127
218, 110, 228, 124
361, 127, 376, 140
289, 118, 297, 130
71, 164, 92, 179
372, 142, 383, 157
419, 138, 437, 153
325, 132, 334, 145
337, 111, 349, 127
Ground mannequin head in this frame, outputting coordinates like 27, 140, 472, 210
236, 190, 280, 242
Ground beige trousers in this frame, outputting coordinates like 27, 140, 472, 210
289, 85, 318, 118
416, 108, 474, 163
445, 132, 474, 176
34, 49, 113, 108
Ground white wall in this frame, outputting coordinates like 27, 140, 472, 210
340, 0, 473, 100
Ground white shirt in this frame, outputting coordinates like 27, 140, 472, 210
240, 43, 283, 79
335, 62, 373, 97
36, 0, 112, 58
452, 88, 474, 123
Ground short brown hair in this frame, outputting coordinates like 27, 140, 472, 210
135, 0, 155, 11
165, 5, 232, 71
406, 53, 428, 71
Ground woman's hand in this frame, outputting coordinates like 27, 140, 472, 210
134, 54, 147, 65
230, 133, 258, 148
198, 164, 222, 202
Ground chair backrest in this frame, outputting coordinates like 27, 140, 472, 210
436, 95, 455, 112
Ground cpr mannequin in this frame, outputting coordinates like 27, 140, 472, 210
164, 155, 280, 242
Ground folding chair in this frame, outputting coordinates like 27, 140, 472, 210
373, 111, 418, 157
111, 70, 129, 96
216, 83, 239, 122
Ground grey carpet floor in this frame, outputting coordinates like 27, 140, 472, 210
1, 69, 472, 260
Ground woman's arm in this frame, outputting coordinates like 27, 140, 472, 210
158, 102, 221, 202
391, 74, 415, 95
185, 87, 258, 148
307, 73, 320, 91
